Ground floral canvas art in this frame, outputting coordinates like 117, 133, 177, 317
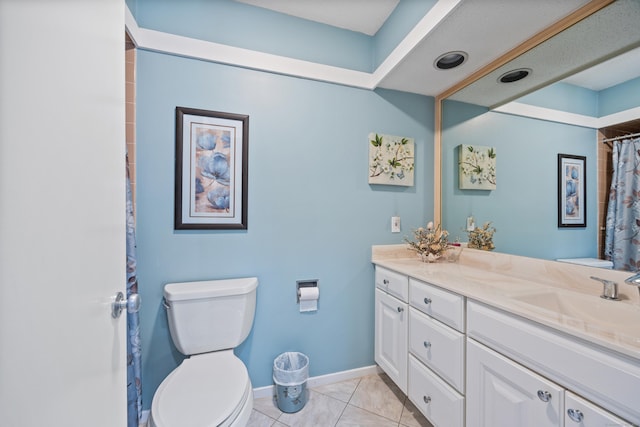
175, 107, 248, 229
558, 154, 586, 227
368, 133, 414, 186
458, 144, 496, 190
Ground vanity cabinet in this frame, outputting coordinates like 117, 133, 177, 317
374, 267, 408, 393
467, 338, 634, 427
467, 300, 639, 426
373, 264, 638, 427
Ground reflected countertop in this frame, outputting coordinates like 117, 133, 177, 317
372, 245, 640, 360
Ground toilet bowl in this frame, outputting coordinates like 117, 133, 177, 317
149, 351, 253, 427
149, 277, 258, 427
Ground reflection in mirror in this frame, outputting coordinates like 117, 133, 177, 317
440, 0, 640, 271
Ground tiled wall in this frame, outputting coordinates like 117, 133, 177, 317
126, 34, 136, 214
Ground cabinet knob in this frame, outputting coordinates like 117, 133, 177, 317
424, 297, 432, 305
397, 306, 404, 313
567, 408, 584, 423
423, 395, 431, 404
537, 390, 552, 402
423, 341, 431, 349
383, 279, 389, 285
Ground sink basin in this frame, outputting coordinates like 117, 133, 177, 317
512, 290, 640, 334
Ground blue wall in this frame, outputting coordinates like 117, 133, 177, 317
135, 50, 434, 409
130, 0, 436, 73
441, 100, 598, 259
599, 76, 640, 116
517, 82, 598, 116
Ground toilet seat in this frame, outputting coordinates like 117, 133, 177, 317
150, 350, 252, 427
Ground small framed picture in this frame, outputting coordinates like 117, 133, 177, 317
175, 107, 249, 230
558, 154, 586, 228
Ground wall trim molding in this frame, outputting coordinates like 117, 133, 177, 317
493, 102, 640, 130
124, 2, 461, 90
252, 364, 382, 399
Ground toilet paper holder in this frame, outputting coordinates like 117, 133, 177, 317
296, 279, 319, 303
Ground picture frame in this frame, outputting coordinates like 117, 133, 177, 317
175, 107, 248, 230
368, 133, 415, 186
558, 154, 586, 228
458, 144, 496, 190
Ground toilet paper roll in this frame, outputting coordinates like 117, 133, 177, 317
298, 287, 319, 312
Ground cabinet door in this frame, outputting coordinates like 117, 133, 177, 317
565, 392, 634, 427
467, 339, 563, 427
375, 288, 407, 393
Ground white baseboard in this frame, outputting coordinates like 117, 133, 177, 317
252, 364, 381, 399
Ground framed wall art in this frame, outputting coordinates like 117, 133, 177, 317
175, 107, 249, 230
458, 144, 496, 190
558, 153, 586, 228
368, 133, 415, 186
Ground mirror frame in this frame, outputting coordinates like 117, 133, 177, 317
433, 0, 614, 225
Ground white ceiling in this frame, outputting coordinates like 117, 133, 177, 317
564, 46, 640, 91
235, 0, 399, 36
235, 0, 640, 102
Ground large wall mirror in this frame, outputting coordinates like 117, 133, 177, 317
437, 0, 640, 271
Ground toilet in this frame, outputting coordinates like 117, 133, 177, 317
149, 277, 259, 427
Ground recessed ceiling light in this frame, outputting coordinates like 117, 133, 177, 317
498, 68, 531, 83
434, 51, 468, 70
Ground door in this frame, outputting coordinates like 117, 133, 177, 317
375, 288, 408, 393
467, 339, 563, 427
565, 392, 633, 427
0, 0, 127, 426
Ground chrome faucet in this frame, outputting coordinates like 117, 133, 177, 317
624, 272, 640, 299
591, 276, 620, 300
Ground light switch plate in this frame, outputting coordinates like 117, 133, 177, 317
391, 216, 401, 233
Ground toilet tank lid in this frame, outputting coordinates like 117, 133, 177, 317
164, 277, 258, 301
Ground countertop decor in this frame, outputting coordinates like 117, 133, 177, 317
466, 221, 495, 250
405, 221, 450, 262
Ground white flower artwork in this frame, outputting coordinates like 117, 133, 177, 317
368, 133, 415, 186
458, 144, 496, 190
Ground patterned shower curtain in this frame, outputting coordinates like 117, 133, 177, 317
604, 137, 640, 271
126, 154, 142, 426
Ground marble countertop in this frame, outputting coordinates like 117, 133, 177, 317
372, 245, 640, 360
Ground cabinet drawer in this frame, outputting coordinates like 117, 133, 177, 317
409, 278, 464, 331
408, 354, 464, 427
409, 308, 464, 392
375, 267, 408, 302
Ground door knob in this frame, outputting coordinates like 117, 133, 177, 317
112, 292, 141, 318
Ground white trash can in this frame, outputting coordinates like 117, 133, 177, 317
273, 352, 309, 413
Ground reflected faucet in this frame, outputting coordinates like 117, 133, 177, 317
624, 273, 640, 300
591, 276, 620, 300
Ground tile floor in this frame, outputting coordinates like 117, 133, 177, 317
248, 373, 434, 427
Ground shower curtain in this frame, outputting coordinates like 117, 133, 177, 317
126, 154, 142, 426
604, 137, 640, 271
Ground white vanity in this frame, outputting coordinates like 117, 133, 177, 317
373, 245, 640, 427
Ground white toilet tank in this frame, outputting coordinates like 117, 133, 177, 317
163, 277, 258, 356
